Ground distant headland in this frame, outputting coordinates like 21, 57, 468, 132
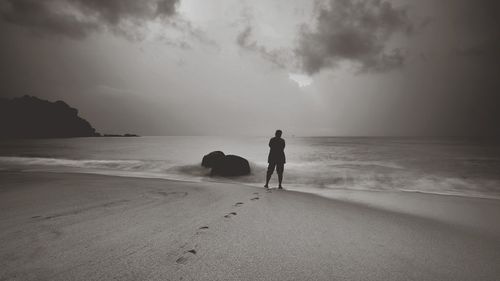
0, 95, 138, 139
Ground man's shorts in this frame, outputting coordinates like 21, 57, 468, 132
267, 162, 284, 175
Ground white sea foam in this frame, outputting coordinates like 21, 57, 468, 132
1, 136, 499, 199
1, 155, 500, 200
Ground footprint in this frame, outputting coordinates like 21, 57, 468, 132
266, 189, 272, 193
31, 215, 42, 219
175, 256, 189, 264
233, 202, 244, 207
250, 197, 259, 201
253, 192, 259, 195
196, 226, 209, 235
176, 249, 197, 264
224, 212, 237, 218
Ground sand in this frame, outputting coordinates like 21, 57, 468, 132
1, 171, 499, 281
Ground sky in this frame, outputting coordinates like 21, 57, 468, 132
0, 0, 498, 136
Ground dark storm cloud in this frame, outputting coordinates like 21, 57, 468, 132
0, 0, 179, 39
450, 0, 500, 136
0, 0, 98, 39
296, 0, 412, 74
453, 0, 500, 65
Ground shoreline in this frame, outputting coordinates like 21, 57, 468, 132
1, 171, 500, 280
2, 154, 500, 201
4, 169, 500, 236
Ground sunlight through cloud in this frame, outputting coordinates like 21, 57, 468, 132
288, 73, 313, 87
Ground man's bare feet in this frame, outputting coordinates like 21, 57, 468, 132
264, 185, 269, 188
278, 186, 283, 189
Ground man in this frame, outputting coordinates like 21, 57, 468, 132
265, 129, 285, 189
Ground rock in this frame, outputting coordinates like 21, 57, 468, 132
102, 133, 139, 137
211, 155, 251, 177
201, 152, 251, 176
0, 95, 99, 138
201, 151, 225, 168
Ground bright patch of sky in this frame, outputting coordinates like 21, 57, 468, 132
288, 73, 313, 87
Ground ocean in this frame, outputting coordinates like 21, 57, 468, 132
1, 136, 500, 199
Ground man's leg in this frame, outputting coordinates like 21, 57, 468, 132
265, 163, 275, 188
277, 163, 284, 188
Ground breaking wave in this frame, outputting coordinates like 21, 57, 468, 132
1, 155, 500, 199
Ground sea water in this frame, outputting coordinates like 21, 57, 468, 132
1, 136, 500, 199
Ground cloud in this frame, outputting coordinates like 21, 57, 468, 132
236, 26, 294, 69
288, 73, 312, 87
295, 0, 412, 74
452, 0, 500, 64
0, 0, 179, 39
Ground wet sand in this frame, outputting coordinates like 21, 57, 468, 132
1, 171, 499, 280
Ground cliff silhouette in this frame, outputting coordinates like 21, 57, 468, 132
0, 95, 100, 138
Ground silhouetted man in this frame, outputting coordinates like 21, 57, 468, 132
265, 130, 285, 189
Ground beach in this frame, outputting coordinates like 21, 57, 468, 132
1, 171, 499, 281
2, 0, 500, 279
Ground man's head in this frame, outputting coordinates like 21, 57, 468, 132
275, 130, 282, 138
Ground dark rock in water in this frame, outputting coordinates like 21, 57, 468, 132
0, 95, 99, 139
103, 133, 140, 137
202, 151, 251, 176
211, 155, 251, 177
202, 151, 225, 168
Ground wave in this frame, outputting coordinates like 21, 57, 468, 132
1, 156, 499, 200
0, 156, 208, 181
0, 156, 145, 169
